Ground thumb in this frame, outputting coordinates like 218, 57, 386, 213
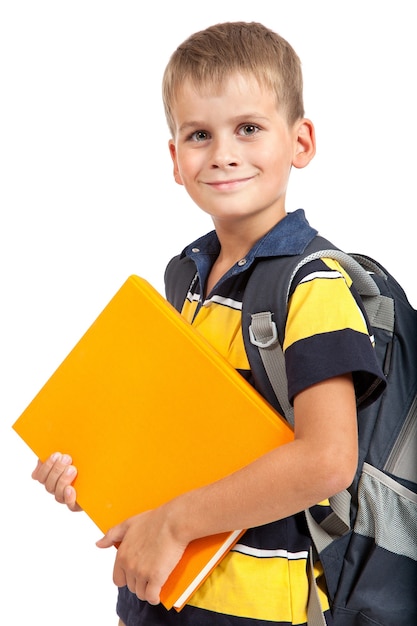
96, 523, 125, 549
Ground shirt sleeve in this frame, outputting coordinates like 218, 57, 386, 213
283, 257, 386, 405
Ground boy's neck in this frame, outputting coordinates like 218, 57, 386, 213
212, 210, 286, 264
204, 211, 286, 296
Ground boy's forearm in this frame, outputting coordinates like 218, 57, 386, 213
167, 374, 358, 546
167, 438, 352, 546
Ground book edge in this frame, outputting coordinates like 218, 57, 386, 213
170, 529, 244, 611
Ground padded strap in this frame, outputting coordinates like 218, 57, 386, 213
286, 249, 381, 300
362, 294, 394, 333
249, 311, 294, 426
305, 489, 351, 555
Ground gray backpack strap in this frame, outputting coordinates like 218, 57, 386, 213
288, 249, 380, 298
249, 311, 294, 427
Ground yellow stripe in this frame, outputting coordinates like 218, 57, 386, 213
188, 550, 310, 623
181, 297, 198, 322
314, 560, 331, 614
284, 260, 367, 351
183, 301, 250, 370
322, 258, 353, 286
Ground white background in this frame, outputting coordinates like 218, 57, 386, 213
1, 1, 415, 624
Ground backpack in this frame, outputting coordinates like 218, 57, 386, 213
164, 234, 417, 626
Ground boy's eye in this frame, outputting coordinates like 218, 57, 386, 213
190, 130, 209, 142
238, 124, 259, 136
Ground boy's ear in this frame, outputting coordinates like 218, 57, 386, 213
292, 119, 316, 169
169, 140, 184, 185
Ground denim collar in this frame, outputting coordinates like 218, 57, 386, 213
181, 210, 318, 285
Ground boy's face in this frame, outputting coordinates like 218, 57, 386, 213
168, 73, 315, 233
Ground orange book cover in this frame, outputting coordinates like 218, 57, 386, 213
12, 275, 294, 610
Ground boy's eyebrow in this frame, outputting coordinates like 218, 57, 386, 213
177, 121, 205, 133
177, 113, 270, 133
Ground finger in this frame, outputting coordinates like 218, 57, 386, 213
129, 576, 161, 604
44, 454, 73, 494
113, 562, 128, 588
32, 452, 72, 490
117, 568, 161, 604
144, 581, 161, 605
124, 571, 138, 595
96, 523, 126, 549
116, 567, 149, 602
96, 535, 116, 549
52, 464, 78, 504
31, 452, 63, 483
63, 485, 82, 512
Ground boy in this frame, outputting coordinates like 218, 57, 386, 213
32, 21, 385, 625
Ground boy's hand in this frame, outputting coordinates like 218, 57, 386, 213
96, 506, 188, 605
32, 452, 82, 512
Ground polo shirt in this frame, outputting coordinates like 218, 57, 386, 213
117, 210, 385, 626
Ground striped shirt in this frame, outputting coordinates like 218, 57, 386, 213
116, 211, 384, 626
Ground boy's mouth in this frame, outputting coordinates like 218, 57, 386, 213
205, 176, 255, 191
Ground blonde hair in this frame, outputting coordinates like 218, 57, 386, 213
162, 21, 304, 136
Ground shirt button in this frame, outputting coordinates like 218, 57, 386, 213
237, 258, 247, 266
192, 247, 200, 253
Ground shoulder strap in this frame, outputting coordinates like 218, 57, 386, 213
164, 254, 197, 312
242, 236, 338, 417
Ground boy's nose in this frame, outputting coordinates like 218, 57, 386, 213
210, 137, 240, 169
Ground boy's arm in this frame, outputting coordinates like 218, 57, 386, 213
32, 453, 82, 512
97, 372, 358, 605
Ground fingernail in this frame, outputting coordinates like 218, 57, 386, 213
50, 452, 61, 462
61, 454, 72, 465
65, 466, 76, 476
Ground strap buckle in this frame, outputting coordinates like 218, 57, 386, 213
249, 312, 278, 348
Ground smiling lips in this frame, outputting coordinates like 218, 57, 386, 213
204, 176, 255, 191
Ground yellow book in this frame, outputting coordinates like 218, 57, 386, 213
12, 275, 293, 610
